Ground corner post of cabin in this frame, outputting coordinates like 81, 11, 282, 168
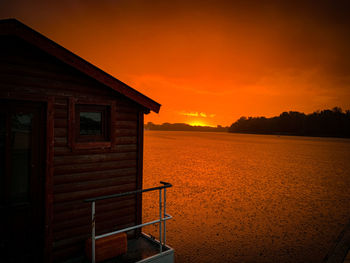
136, 110, 144, 236
45, 96, 54, 263
92, 201, 96, 263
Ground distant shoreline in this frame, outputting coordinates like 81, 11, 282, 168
144, 122, 229, 132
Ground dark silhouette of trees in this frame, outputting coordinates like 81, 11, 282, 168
229, 107, 350, 138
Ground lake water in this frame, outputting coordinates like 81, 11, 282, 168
142, 131, 350, 263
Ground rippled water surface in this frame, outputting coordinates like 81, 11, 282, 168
142, 131, 350, 263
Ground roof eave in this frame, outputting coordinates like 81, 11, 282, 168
0, 19, 161, 113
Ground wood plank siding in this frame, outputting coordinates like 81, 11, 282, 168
0, 35, 145, 262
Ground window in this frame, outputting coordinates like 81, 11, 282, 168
79, 112, 102, 135
76, 104, 110, 142
69, 99, 115, 150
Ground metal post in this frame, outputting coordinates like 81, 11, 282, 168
159, 189, 163, 252
92, 201, 96, 263
163, 188, 166, 246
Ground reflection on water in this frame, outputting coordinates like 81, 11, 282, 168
142, 131, 350, 263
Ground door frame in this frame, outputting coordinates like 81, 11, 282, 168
0, 95, 54, 263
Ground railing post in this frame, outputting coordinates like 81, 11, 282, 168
92, 201, 96, 263
163, 187, 166, 246
159, 188, 162, 252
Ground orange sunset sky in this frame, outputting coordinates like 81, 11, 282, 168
1, 0, 350, 127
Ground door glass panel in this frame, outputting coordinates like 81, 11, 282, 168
0, 113, 5, 203
10, 113, 33, 204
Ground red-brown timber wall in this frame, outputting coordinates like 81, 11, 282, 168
0, 36, 145, 262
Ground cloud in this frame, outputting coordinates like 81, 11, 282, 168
180, 111, 217, 118
182, 112, 199, 117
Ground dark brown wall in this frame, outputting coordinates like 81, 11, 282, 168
0, 36, 144, 262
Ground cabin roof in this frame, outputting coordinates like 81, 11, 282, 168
0, 18, 161, 113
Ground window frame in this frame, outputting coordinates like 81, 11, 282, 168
69, 98, 115, 150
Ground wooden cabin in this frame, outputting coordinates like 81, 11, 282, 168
0, 19, 161, 262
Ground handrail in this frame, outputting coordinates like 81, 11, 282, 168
85, 181, 173, 263
84, 181, 172, 202
96, 214, 173, 240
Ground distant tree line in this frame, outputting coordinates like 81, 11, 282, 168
145, 122, 229, 132
229, 107, 350, 138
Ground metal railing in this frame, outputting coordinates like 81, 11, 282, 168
84, 181, 173, 263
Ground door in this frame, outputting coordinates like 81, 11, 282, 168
0, 100, 45, 262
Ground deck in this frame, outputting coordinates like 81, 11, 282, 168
64, 234, 174, 263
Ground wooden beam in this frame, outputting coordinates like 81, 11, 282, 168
136, 111, 144, 236
45, 97, 54, 263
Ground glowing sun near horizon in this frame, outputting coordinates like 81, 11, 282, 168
188, 121, 215, 127
181, 111, 217, 127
